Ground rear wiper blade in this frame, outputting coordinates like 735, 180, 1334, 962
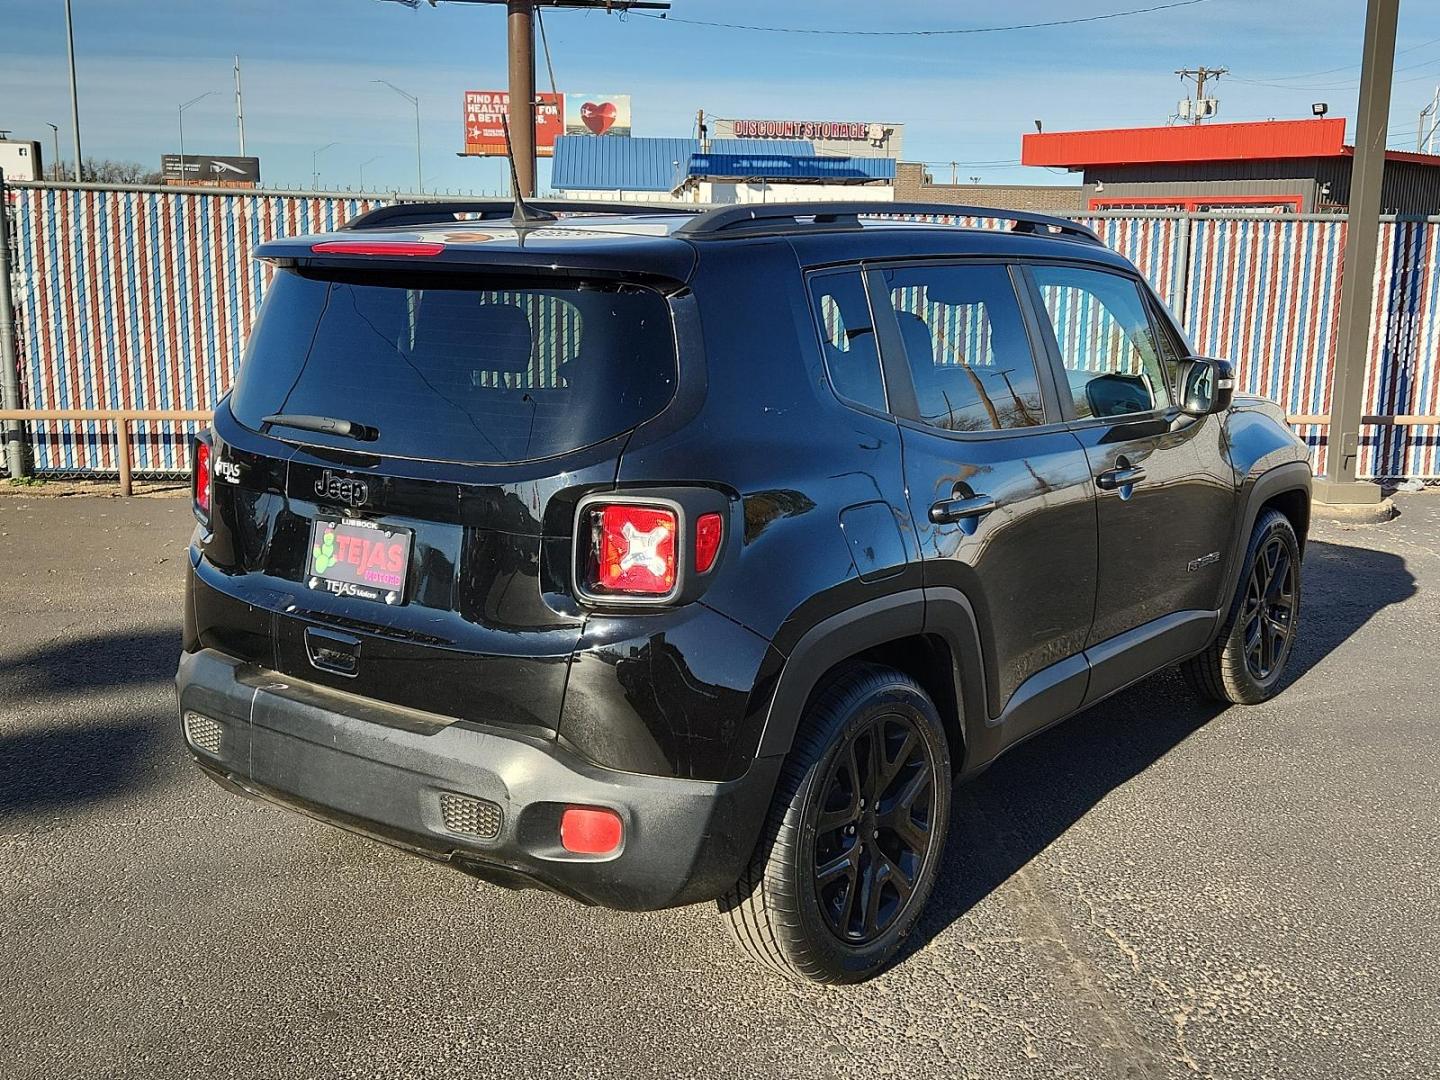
261, 413, 379, 442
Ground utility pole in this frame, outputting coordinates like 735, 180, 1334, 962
64, 0, 84, 180
1175, 66, 1227, 124
698, 108, 709, 153
949, 161, 958, 185
507, 1, 537, 197
384, 1, 669, 199
235, 56, 247, 156
1315, 0, 1398, 507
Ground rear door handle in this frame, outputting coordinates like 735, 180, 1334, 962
929, 494, 997, 524
1095, 465, 1146, 491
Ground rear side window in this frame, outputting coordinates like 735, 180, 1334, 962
885, 263, 1045, 431
808, 271, 887, 413
229, 269, 677, 464
1031, 265, 1172, 420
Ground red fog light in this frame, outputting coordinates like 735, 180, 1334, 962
560, 806, 623, 855
587, 503, 678, 597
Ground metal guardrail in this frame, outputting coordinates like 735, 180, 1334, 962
0, 409, 211, 494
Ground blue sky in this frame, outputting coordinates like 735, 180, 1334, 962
2, 0, 1439, 193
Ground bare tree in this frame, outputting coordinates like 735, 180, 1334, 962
79, 158, 164, 184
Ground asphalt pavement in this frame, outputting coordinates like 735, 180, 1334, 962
1, 490, 1436, 1080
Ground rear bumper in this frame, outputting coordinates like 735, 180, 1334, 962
175, 648, 780, 910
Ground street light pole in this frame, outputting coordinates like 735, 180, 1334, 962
64, 0, 84, 180
359, 156, 382, 191
312, 142, 339, 190
374, 80, 422, 194
178, 91, 219, 184
1315, 0, 1398, 507
46, 123, 61, 180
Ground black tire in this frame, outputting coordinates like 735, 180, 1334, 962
719, 663, 952, 984
1182, 509, 1302, 705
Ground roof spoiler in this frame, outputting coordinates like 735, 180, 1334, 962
674, 201, 1102, 244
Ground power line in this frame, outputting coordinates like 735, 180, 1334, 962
629, 0, 1211, 37
1229, 53, 1440, 93
1236, 35, 1440, 84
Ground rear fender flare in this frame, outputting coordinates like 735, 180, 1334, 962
755, 588, 988, 773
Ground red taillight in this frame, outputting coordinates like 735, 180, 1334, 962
193, 439, 212, 522
694, 512, 723, 574
586, 503, 678, 597
560, 806, 623, 855
309, 240, 445, 257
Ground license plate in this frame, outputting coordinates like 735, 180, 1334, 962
306, 518, 412, 605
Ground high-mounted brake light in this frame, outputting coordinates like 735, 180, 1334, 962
581, 502, 679, 599
309, 240, 445, 257
192, 439, 212, 524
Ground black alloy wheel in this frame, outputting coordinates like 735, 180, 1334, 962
1182, 508, 1303, 705
812, 713, 935, 945
1242, 533, 1297, 680
720, 664, 952, 984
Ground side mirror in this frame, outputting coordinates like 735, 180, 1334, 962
1178, 357, 1235, 416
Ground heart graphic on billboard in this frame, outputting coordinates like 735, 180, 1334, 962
580, 101, 617, 135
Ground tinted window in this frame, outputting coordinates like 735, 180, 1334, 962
809, 271, 886, 412
229, 269, 677, 464
1031, 266, 1172, 420
886, 263, 1045, 431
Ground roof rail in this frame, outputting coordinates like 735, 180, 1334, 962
342, 199, 705, 231
674, 201, 1102, 244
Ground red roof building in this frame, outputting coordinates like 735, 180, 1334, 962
1021, 118, 1440, 213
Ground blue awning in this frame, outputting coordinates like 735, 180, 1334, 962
551, 136, 816, 192
670, 153, 896, 191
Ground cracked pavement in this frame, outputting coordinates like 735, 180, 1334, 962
1, 492, 1436, 1079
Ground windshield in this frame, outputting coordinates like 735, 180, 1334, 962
229, 268, 678, 464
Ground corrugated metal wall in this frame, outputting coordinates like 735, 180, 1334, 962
5, 184, 1439, 479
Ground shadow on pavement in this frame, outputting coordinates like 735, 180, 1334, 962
0, 719, 164, 818
906, 535, 1416, 956
0, 628, 180, 819
0, 627, 179, 698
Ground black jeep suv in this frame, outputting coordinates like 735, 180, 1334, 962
177, 200, 1311, 983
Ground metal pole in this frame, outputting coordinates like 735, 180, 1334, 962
1316, 0, 1398, 504
235, 56, 246, 156
64, 0, 84, 180
178, 105, 186, 173
413, 97, 424, 195
0, 170, 31, 478
47, 124, 60, 180
507, 0, 536, 197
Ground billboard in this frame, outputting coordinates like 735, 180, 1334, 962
564, 94, 632, 138
463, 91, 563, 157
0, 140, 44, 182
162, 154, 261, 187
712, 118, 904, 159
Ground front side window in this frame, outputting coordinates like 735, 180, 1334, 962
1031, 265, 1172, 420
808, 271, 887, 412
886, 263, 1045, 432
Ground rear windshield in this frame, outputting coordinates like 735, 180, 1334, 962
229, 268, 677, 464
